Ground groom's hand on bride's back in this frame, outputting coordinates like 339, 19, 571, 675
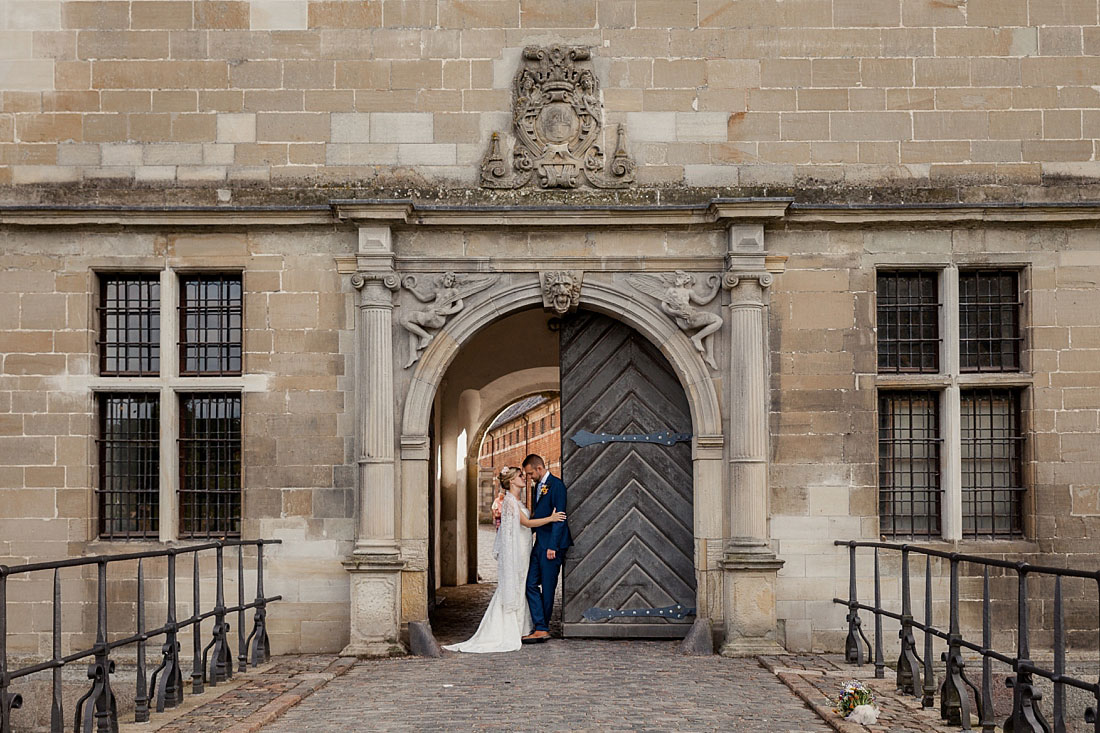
547, 549, 556, 560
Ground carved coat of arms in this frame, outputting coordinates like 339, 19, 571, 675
480, 45, 635, 190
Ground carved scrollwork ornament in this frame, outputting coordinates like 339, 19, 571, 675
722, 272, 773, 291
399, 272, 497, 369
628, 271, 724, 371
540, 271, 583, 315
480, 45, 635, 190
351, 272, 400, 307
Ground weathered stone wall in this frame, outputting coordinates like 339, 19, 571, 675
766, 222, 1100, 652
0, 226, 358, 654
2, 0, 1100, 195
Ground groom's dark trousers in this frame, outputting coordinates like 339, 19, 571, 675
525, 473, 572, 632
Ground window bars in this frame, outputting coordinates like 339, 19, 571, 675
179, 393, 242, 539
877, 271, 941, 374
0, 539, 280, 733
97, 275, 161, 376
836, 541, 1100, 733
179, 275, 243, 376
960, 270, 1022, 373
97, 394, 160, 539
961, 389, 1024, 539
878, 392, 942, 539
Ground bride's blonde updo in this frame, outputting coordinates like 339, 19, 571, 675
497, 466, 521, 490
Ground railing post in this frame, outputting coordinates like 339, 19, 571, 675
76, 560, 118, 733
873, 548, 884, 679
192, 552, 204, 696
0, 568, 24, 733
980, 567, 995, 733
247, 541, 271, 666
897, 547, 922, 697
1004, 564, 1049, 733
922, 554, 937, 709
237, 544, 247, 673
844, 542, 866, 665
135, 560, 149, 723
939, 554, 971, 728
51, 568, 63, 733
151, 550, 183, 712
203, 543, 232, 686
1053, 575, 1065, 733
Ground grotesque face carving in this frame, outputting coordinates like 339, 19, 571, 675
541, 271, 582, 315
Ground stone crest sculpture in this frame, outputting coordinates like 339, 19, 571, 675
400, 272, 495, 368
480, 45, 635, 190
628, 272, 723, 370
540, 271, 583, 315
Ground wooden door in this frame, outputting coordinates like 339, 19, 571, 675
559, 310, 696, 638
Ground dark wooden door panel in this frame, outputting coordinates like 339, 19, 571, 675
560, 310, 696, 638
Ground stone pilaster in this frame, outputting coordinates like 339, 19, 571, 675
343, 226, 406, 656
720, 225, 785, 656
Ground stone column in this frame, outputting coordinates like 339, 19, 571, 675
720, 224, 785, 656
343, 226, 406, 656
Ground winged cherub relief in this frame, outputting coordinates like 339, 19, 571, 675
400, 272, 496, 368
628, 271, 724, 370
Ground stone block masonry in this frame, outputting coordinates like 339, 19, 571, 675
3, 0, 1100, 192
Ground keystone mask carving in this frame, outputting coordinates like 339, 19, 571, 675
540, 271, 583, 315
480, 45, 635, 190
400, 272, 496, 368
628, 272, 723, 370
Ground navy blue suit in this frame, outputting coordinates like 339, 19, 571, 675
525, 473, 572, 632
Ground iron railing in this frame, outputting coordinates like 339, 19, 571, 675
0, 539, 281, 733
834, 540, 1100, 732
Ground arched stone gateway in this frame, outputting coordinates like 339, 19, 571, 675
336, 201, 788, 657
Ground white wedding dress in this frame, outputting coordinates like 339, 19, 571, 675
443, 493, 534, 653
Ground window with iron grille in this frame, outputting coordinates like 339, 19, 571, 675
179, 274, 243, 376
961, 389, 1024, 538
179, 393, 242, 538
98, 274, 160, 376
878, 391, 942, 538
960, 270, 1021, 373
877, 271, 940, 373
97, 393, 160, 539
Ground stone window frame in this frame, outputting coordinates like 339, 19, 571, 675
875, 262, 1032, 542
91, 266, 250, 543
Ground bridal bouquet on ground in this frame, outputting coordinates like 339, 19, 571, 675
834, 680, 879, 724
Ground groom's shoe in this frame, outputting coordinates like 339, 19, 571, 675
521, 631, 551, 644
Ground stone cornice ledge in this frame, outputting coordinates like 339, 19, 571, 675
330, 198, 793, 227
0, 205, 332, 227
788, 201, 1100, 225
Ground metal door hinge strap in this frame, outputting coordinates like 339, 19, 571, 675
570, 430, 692, 448
582, 604, 696, 621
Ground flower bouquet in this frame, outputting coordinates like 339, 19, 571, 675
834, 680, 879, 724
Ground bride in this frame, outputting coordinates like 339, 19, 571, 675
443, 466, 566, 653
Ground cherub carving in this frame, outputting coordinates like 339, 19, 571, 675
628, 272, 724, 370
400, 272, 495, 368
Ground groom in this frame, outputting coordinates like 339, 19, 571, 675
520, 454, 572, 643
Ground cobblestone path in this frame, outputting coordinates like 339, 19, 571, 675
260, 577, 831, 733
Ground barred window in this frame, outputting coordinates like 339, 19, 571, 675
877, 271, 940, 373
179, 393, 242, 538
879, 392, 942, 538
97, 393, 159, 539
98, 274, 160, 376
960, 270, 1021, 373
179, 274, 243, 376
961, 389, 1024, 538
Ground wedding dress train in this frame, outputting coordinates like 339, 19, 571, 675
442, 493, 533, 653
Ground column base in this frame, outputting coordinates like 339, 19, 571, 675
721, 547, 786, 656
344, 552, 407, 658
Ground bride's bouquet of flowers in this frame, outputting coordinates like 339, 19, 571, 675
834, 680, 879, 724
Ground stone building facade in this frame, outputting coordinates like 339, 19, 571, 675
1, 0, 1099, 658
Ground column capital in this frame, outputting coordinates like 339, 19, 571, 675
351, 271, 400, 307
722, 271, 773, 308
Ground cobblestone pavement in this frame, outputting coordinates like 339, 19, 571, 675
257, 579, 831, 733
